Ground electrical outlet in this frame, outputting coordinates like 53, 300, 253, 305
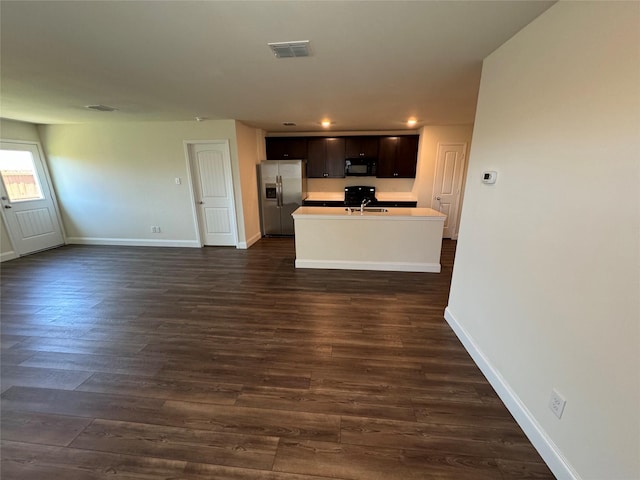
150, 226, 156, 233
150, 226, 161, 233
549, 389, 566, 419
156, 226, 161, 233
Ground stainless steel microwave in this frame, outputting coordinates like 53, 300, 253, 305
345, 158, 376, 176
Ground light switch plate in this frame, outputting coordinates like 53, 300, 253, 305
482, 171, 497, 184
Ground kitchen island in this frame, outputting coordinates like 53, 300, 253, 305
291, 206, 446, 272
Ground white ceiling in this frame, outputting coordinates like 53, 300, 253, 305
0, 1, 554, 132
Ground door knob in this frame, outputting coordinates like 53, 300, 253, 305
4, 205, 11, 209
436, 196, 441, 200
198, 201, 204, 204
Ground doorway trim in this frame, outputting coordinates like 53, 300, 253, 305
183, 140, 239, 248
0, 139, 66, 261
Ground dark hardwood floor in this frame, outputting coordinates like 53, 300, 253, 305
0, 238, 554, 479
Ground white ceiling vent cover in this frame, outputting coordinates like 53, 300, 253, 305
268, 41, 310, 58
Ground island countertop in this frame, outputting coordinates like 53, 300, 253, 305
292, 206, 446, 220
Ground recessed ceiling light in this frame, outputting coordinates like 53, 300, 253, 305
85, 104, 118, 112
282, 122, 297, 127
407, 118, 417, 127
268, 40, 311, 58
321, 120, 332, 128
195, 116, 208, 122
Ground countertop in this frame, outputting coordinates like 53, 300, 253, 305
292, 206, 446, 220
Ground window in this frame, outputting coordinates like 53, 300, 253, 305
0, 149, 44, 202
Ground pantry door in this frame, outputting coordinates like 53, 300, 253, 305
432, 143, 467, 239
0, 141, 65, 255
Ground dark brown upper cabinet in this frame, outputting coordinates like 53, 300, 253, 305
307, 137, 346, 178
377, 135, 419, 178
345, 136, 379, 159
265, 137, 308, 160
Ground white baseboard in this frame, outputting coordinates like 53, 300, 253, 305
295, 259, 441, 273
444, 307, 580, 480
0, 250, 19, 262
66, 237, 201, 248
237, 232, 262, 250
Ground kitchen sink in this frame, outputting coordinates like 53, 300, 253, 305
363, 207, 389, 212
345, 207, 389, 213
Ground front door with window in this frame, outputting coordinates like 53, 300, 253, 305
0, 142, 64, 255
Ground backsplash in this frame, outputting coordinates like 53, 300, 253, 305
307, 177, 415, 195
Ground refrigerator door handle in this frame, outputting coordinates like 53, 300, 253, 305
276, 175, 282, 207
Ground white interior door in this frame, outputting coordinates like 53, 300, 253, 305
189, 142, 238, 246
0, 141, 65, 255
432, 143, 467, 239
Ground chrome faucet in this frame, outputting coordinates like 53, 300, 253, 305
360, 198, 372, 213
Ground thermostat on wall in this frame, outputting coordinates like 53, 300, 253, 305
482, 171, 497, 184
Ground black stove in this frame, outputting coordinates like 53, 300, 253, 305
344, 185, 377, 207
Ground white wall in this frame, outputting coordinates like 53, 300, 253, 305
446, 3, 639, 479
234, 121, 262, 248
38, 120, 255, 247
0, 119, 46, 259
1, 118, 42, 142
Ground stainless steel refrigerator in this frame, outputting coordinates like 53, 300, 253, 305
259, 160, 307, 236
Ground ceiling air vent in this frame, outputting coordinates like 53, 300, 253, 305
268, 41, 310, 58
85, 104, 118, 112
